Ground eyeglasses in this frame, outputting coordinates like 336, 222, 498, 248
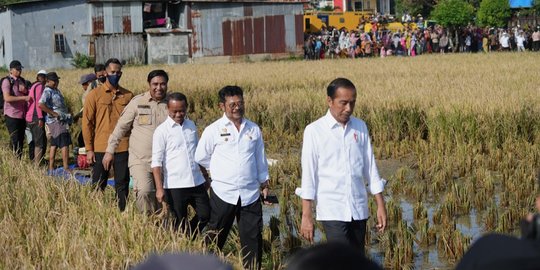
226, 101, 244, 109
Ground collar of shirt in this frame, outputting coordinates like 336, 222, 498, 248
165, 115, 184, 128
218, 113, 246, 132
143, 91, 166, 103
323, 110, 350, 130
103, 82, 129, 96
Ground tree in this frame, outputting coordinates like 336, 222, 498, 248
395, 0, 436, 18
431, 0, 475, 27
476, 0, 512, 27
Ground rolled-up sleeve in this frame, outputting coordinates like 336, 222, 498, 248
300, 126, 318, 200
194, 127, 213, 169
362, 131, 385, 195
151, 125, 166, 168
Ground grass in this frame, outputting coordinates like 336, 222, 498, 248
1, 52, 540, 269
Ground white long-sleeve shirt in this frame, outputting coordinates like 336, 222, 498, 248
297, 111, 386, 221
151, 116, 205, 189
195, 114, 269, 206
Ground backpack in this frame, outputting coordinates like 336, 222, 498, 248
0, 75, 26, 111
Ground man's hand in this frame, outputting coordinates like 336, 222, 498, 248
102, 152, 114, 170
261, 186, 271, 205
25, 96, 32, 102
300, 199, 315, 243
38, 120, 44, 128
300, 214, 315, 244
375, 193, 387, 233
86, 150, 96, 165
156, 187, 165, 203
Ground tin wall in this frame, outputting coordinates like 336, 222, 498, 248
7, 0, 90, 70
190, 2, 304, 58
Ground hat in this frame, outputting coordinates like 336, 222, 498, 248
37, 70, 47, 76
79, 73, 97, 85
9, 60, 23, 70
46, 72, 60, 81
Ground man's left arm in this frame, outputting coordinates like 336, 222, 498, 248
362, 128, 387, 232
255, 128, 270, 201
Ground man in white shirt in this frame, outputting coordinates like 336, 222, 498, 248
151, 92, 210, 234
195, 86, 270, 269
515, 31, 526, 52
499, 32, 510, 51
298, 78, 387, 255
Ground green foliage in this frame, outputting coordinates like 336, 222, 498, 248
476, 0, 511, 27
0, 65, 7, 73
396, 0, 424, 17
431, 0, 475, 27
0, 0, 29, 5
533, 0, 540, 15
320, 5, 334, 11
70, 52, 95, 69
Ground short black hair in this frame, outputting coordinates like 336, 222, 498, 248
94, 64, 106, 73
327, 78, 356, 99
166, 92, 188, 108
104, 58, 122, 69
147, 70, 169, 83
286, 242, 382, 270
218, 86, 243, 103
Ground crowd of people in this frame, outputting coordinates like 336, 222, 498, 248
304, 23, 540, 59
2, 61, 387, 269
2, 58, 539, 269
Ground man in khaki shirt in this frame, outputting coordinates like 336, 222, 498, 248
103, 69, 169, 214
82, 58, 134, 211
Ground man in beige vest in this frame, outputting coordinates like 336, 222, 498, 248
103, 70, 168, 214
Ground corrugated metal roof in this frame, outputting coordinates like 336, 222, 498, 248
0, 0, 48, 6
188, 0, 307, 2
2, 0, 306, 6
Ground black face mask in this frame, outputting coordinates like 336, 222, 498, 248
98, 76, 106, 83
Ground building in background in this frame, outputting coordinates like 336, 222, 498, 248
0, 0, 305, 69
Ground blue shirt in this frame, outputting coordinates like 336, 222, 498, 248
39, 87, 68, 124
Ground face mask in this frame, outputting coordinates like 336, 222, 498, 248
107, 74, 121, 87
98, 76, 106, 83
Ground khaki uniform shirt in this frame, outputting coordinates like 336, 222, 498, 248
106, 91, 168, 169
82, 82, 133, 153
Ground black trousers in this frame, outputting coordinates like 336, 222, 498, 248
206, 188, 263, 270
5, 115, 26, 159
321, 219, 368, 256
164, 184, 210, 235
533, 41, 540, 52
92, 152, 130, 211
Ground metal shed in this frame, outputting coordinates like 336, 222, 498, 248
188, 1, 305, 60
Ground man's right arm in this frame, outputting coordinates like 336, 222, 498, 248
106, 97, 138, 154
151, 126, 166, 203
82, 91, 97, 163
299, 126, 318, 243
103, 97, 137, 170
194, 126, 214, 169
2, 80, 30, 103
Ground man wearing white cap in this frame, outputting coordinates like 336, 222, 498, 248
25, 70, 48, 163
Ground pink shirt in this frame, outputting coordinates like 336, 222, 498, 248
25, 82, 45, 122
2, 75, 26, 119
